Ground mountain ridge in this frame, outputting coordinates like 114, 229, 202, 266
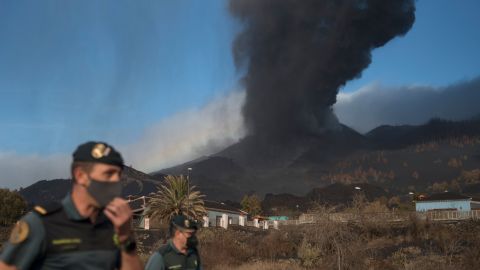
18, 116, 480, 206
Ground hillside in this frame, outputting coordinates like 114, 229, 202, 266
262, 182, 396, 216
157, 118, 480, 201
367, 118, 480, 149
19, 117, 480, 206
19, 166, 164, 206
323, 136, 480, 195
158, 124, 371, 200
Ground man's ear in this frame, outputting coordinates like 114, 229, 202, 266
73, 167, 89, 187
174, 229, 181, 238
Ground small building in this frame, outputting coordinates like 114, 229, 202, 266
268, 216, 288, 221
127, 197, 248, 229
204, 200, 247, 228
471, 198, 480, 210
415, 192, 472, 212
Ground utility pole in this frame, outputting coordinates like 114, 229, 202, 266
187, 167, 192, 218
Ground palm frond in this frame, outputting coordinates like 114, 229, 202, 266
146, 174, 207, 222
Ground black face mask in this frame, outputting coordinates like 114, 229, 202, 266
186, 235, 198, 249
87, 178, 122, 207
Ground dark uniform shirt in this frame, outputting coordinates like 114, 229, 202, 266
0, 194, 120, 270
145, 240, 201, 270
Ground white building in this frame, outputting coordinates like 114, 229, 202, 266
203, 200, 247, 228
127, 196, 248, 229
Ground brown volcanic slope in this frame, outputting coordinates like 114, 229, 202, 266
158, 124, 370, 201
157, 118, 480, 201
324, 136, 480, 194
19, 118, 480, 205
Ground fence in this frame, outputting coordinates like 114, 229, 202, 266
419, 209, 480, 221
276, 209, 480, 226
278, 211, 409, 225
132, 209, 480, 231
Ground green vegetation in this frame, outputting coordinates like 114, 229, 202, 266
146, 175, 206, 222
0, 189, 27, 226
241, 194, 262, 216
135, 218, 480, 270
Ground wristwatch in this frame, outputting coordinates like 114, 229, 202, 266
113, 233, 137, 253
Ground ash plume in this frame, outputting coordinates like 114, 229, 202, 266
335, 76, 480, 133
230, 0, 415, 139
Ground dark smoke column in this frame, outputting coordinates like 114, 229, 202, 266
230, 0, 415, 140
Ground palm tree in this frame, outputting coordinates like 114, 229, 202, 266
146, 175, 206, 222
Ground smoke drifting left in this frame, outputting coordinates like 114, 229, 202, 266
230, 0, 416, 140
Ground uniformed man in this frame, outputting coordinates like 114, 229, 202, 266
0, 141, 142, 270
145, 215, 201, 270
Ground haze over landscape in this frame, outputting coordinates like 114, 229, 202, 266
0, 0, 479, 193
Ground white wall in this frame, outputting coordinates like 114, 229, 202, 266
471, 201, 480, 210
206, 210, 241, 227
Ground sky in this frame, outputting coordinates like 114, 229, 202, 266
0, 0, 479, 189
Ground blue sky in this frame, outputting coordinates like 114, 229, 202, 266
342, 0, 480, 92
0, 0, 479, 188
0, 0, 239, 154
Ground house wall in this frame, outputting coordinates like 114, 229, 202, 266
206, 210, 241, 226
471, 201, 480, 210
416, 200, 471, 211
269, 216, 288, 221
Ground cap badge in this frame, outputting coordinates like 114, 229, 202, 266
185, 219, 190, 227
91, 144, 111, 159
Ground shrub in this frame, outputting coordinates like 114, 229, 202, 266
297, 237, 321, 267
0, 189, 27, 226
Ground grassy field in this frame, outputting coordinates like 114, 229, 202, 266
136, 216, 480, 270
2, 217, 479, 269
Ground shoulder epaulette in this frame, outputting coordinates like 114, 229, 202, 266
33, 202, 62, 216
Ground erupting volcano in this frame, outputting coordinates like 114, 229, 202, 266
231, 0, 415, 139
159, 0, 417, 200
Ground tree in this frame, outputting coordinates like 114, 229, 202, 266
0, 189, 27, 226
387, 196, 401, 209
146, 175, 206, 222
240, 194, 262, 216
351, 192, 367, 212
431, 181, 449, 193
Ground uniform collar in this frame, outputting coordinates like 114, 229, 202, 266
62, 193, 86, 221
168, 239, 195, 255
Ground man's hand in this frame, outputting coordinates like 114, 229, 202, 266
104, 198, 143, 270
104, 198, 133, 243
0, 261, 18, 270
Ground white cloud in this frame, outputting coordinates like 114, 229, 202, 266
334, 77, 480, 133
0, 90, 246, 189
120, 90, 246, 172
0, 152, 69, 189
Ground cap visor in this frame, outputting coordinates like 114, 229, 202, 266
173, 223, 196, 233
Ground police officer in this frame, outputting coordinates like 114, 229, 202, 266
145, 215, 201, 270
0, 141, 142, 270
